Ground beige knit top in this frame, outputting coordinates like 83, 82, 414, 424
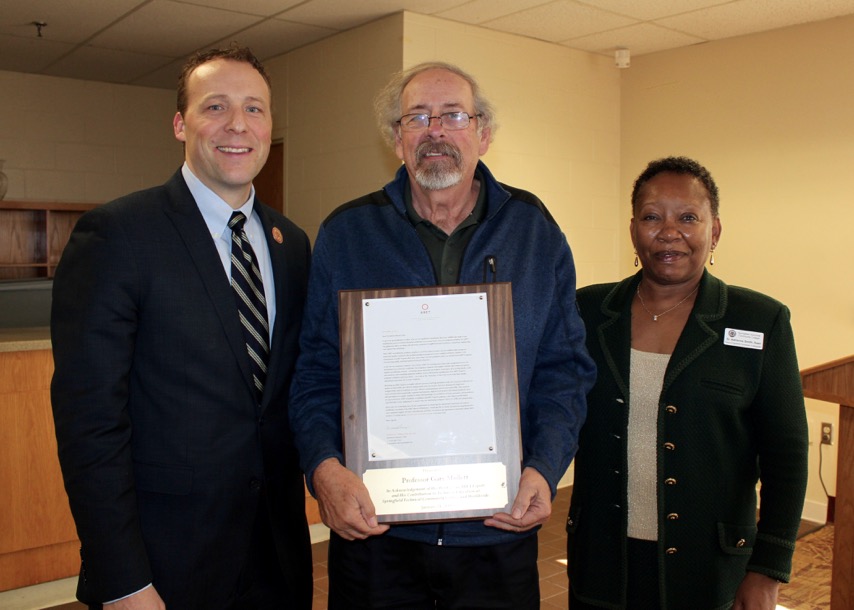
627, 348, 670, 541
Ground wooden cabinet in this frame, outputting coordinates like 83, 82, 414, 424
0, 345, 80, 591
0, 339, 323, 593
0, 201, 99, 281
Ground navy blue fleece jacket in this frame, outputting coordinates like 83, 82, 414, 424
289, 161, 595, 546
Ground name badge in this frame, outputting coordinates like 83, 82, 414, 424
723, 328, 764, 350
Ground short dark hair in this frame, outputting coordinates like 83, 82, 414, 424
176, 43, 271, 114
631, 156, 720, 218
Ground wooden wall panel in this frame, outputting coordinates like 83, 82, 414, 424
0, 349, 80, 591
0, 347, 323, 593
832, 404, 854, 609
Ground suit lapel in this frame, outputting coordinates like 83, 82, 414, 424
596, 276, 636, 399
161, 172, 258, 399
595, 271, 727, 402
663, 271, 725, 393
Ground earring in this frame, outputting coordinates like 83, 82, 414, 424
634, 253, 639, 267
709, 246, 716, 266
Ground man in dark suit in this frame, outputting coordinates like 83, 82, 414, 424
50, 44, 312, 610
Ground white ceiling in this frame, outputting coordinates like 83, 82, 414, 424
2, 0, 853, 89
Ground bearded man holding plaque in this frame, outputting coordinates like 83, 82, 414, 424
289, 62, 596, 610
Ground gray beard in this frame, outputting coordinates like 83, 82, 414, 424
413, 141, 464, 190
414, 165, 463, 190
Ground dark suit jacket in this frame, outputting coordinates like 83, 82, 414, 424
567, 270, 808, 610
51, 170, 313, 609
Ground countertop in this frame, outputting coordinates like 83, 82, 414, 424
0, 327, 51, 352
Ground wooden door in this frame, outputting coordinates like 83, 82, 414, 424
254, 142, 283, 213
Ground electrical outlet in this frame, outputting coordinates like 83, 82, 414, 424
821, 422, 833, 445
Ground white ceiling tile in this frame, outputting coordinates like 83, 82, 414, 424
435, 0, 555, 25
0, 0, 145, 43
209, 18, 338, 62
1, 0, 853, 88
574, 0, 731, 21
88, 0, 261, 56
173, 0, 304, 17
564, 22, 706, 56
658, 0, 854, 40
481, 0, 637, 43
43, 46, 174, 84
276, 0, 470, 31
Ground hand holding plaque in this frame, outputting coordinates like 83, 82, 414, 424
311, 458, 390, 540
339, 283, 522, 523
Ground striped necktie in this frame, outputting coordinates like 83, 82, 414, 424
229, 211, 269, 402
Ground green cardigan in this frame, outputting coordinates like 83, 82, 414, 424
567, 270, 808, 610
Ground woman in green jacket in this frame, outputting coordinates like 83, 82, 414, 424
567, 157, 808, 609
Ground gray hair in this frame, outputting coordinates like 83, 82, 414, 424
373, 61, 497, 148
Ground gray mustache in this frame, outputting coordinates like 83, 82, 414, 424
416, 142, 461, 164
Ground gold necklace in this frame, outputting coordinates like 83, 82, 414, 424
636, 283, 699, 321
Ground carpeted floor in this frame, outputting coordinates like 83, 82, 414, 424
777, 523, 834, 610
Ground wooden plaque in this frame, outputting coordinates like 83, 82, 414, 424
339, 283, 521, 523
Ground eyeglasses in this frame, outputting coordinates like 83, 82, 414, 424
396, 111, 481, 131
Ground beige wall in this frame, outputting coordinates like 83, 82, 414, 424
621, 15, 854, 520
278, 11, 850, 519
272, 11, 622, 488
1, 9, 846, 524
272, 10, 623, 283
265, 14, 405, 240
402, 13, 622, 289
0, 71, 180, 202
